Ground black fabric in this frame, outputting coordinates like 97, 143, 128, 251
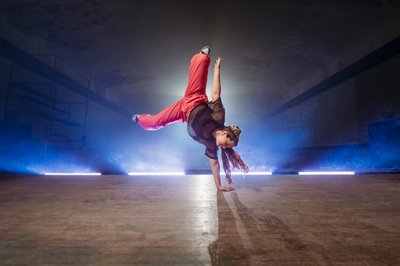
187, 98, 225, 159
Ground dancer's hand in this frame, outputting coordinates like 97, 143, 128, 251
214, 57, 222, 70
217, 185, 234, 192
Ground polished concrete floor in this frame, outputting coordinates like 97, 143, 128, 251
0, 174, 400, 265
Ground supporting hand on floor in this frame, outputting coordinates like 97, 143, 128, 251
218, 185, 234, 192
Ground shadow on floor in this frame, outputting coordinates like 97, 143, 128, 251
208, 191, 318, 265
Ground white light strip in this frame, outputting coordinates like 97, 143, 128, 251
128, 171, 273, 176
298, 171, 355, 175
220, 171, 272, 175
246, 171, 273, 175
128, 172, 185, 176
44, 172, 101, 176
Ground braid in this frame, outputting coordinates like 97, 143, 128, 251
221, 148, 249, 184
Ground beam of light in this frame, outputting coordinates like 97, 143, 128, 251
298, 171, 355, 175
128, 172, 185, 176
220, 171, 272, 175
190, 175, 216, 235
43, 172, 102, 176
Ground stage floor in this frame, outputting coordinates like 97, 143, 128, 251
1, 174, 399, 265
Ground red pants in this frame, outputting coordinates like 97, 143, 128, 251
138, 53, 210, 130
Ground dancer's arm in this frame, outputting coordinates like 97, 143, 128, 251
211, 57, 222, 102
209, 158, 234, 191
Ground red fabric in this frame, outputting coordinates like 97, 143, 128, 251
138, 53, 210, 130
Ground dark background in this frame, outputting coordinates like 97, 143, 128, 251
0, 0, 399, 174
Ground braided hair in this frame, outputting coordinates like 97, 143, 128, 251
220, 125, 249, 184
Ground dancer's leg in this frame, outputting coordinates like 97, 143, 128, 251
138, 99, 184, 130
136, 53, 210, 128
184, 53, 211, 97
181, 53, 211, 120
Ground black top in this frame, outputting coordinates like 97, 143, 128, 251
187, 98, 225, 159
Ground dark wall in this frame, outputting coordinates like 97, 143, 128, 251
0, 57, 12, 120
356, 55, 400, 142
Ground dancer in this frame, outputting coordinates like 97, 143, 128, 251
132, 47, 248, 191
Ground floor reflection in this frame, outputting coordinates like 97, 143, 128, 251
208, 191, 317, 265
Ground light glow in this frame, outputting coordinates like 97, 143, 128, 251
44, 172, 101, 176
298, 171, 355, 175
128, 172, 185, 176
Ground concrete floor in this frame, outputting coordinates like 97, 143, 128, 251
0, 174, 399, 265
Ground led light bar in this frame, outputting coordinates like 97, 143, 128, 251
128, 172, 185, 176
220, 171, 272, 175
298, 171, 355, 175
44, 172, 101, 176
246, 171, 273, 175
